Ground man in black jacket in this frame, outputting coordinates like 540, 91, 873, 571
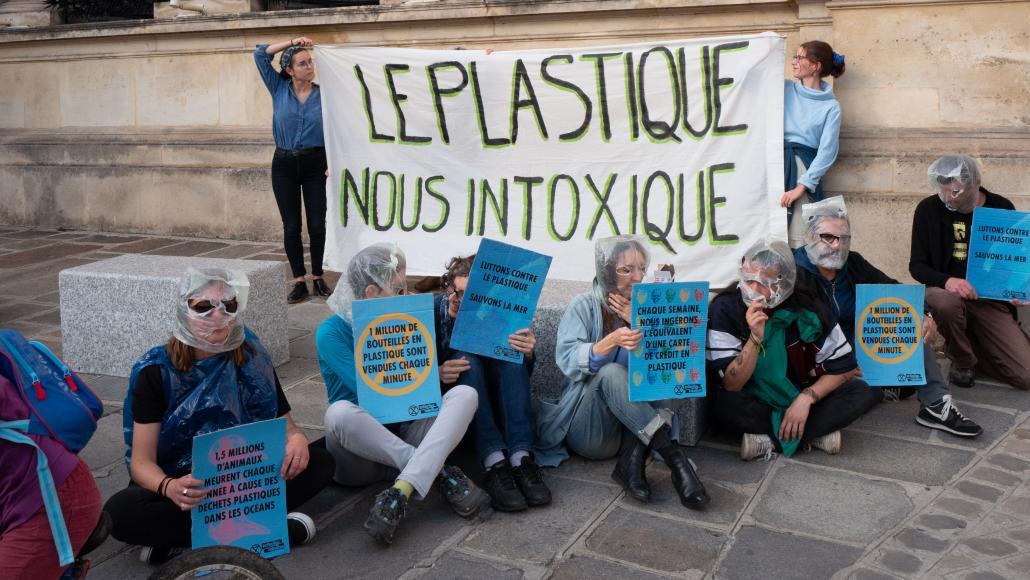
910, 155, 1030, 392
795, 197, 982, 437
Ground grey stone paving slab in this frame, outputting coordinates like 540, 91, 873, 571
276, 356, 323, 388
289, 301, 334, 332
794, 430, 975, 485
971, 467, 1022, 487
290, 330, 320, 360
849, 567, 903, 580
851, 398, 1017, 450
0, 300, 36, 321
961, 537, 1020, 558
462, 474, 618, 565
0, 259, 95, 297
877, 549, 924, 575
75, 234, 146, 245
3, 229, 62, 239
111, 237, 183, 254
421, 551, 524, 579
247, 253, 289, 263
272, 490, 468, 579
585, 506, 725, 574
934, 495, 988, 519
751, 463, 913, 544
629, 469, 751, 529
894, 527, 951, 553
23, 307, 61, 325
145, 240, 232, 257
284, 380, 331, 428
987, 453, 1030, 473
78, 373, 129, 404
951, 382, 1030, 412
917, 513, 969, 533
955, 481, 1005, 502
552, 554, 669, 579
80, 412, 127, 471
0, 239, 55, 251
60, 255, 289, 376
1000, 495, 1030, 518
716, 526, 862, 580
0, 319, 54, 339
545, 455, 621, 486
682, 444, 772, 485
0, 242, 101, 269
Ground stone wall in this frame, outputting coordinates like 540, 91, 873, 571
0, 0, 1027, 280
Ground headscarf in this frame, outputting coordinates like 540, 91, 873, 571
173, 268, 249, 353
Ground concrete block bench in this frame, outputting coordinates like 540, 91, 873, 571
59, 255, 289, 378
530, 279, 710, 446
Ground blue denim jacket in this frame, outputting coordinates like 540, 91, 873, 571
254, 44, 324, 150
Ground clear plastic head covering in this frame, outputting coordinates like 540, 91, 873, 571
592, 235, 651, 310
738, 238, 796, 308
802, 196, 852, 270
173, 268, 250, 353
326, 243, 407, 322
928, 155, 982, 214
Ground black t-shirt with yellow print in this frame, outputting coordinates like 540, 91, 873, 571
946, 211, 974, 279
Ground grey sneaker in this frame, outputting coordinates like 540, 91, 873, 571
740, 433, 775, 461
436, 465, 491, 518
809, 430, 842, 455
364, 487, 408, 546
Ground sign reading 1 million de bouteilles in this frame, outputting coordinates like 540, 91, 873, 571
317, 33, 786, 286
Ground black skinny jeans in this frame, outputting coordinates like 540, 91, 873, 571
714, 379, 883, 448
104, 444, 335, 549
271, 148, 328, 279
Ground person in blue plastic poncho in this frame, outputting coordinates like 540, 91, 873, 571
103, 269, 335, 565
316, 244, 490, 547
534, 235, 709, 510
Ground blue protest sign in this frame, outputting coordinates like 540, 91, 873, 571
353, 293, 442, 424
449, 238, 552, 363
628, 282, 708, 402
191, 417, 288, 558
967, 207, 1030, 301
854, 284, 927, 387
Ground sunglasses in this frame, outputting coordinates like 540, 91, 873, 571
615, 265, 646, 277
188, 298, 239, 315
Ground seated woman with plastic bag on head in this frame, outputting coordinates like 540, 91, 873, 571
707, 239, 882, 461
316, 244, 490, 547
103, 269, 335, 566
535, 235, 709, 510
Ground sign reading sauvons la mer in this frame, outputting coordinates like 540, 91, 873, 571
318, 33, 786, 286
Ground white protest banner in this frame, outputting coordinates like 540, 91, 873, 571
317, 33, 785, 286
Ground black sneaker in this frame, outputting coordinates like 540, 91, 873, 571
511, 455, 552, 507
917, 395, 983, 437
949, 367, 975, 389
482, 460, 528, 512
882, 386, 917, 402
287, 281, 309, 304
287, 512, 316, 546
139, 545, 182, 566
364, 487, 408, 546
436, 465, 491, 518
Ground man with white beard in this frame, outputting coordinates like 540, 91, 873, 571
793, 197, 983, 437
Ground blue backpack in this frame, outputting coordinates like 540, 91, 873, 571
0, 328, 103, 568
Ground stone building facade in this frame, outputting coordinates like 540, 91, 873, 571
0, 0, 1027, 278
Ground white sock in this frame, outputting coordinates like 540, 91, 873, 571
509, 450, 530, 467
483, 451, 506, 469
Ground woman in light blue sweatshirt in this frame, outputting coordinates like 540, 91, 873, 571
782, 40, 847, 247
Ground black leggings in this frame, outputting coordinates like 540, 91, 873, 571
271, 148, 328, 279
104, 445, 335, 549
713, 379, 882, 448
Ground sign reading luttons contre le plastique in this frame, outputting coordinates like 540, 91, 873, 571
317, 33, 786, 287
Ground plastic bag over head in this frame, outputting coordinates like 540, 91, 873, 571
327, 243, 407, 321
592, 235, 650, 310
738, 238, 796, 308
803, 196, 852, 270
173, 268, 249, 353
928, 155, 982, 214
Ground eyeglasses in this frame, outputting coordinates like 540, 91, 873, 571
188, 298, 239, 315
615, 265, 646, 277
819, 233, 852, 245
449, 289, 465, 301
791, 54, 812, 63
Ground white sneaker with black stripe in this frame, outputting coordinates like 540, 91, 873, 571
287, 512, 316, 546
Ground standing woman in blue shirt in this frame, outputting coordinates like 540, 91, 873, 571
254, 37, 333, 303
781, 40, 846, 248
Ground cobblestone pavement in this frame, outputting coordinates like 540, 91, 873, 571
1, 225, 1029, 580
